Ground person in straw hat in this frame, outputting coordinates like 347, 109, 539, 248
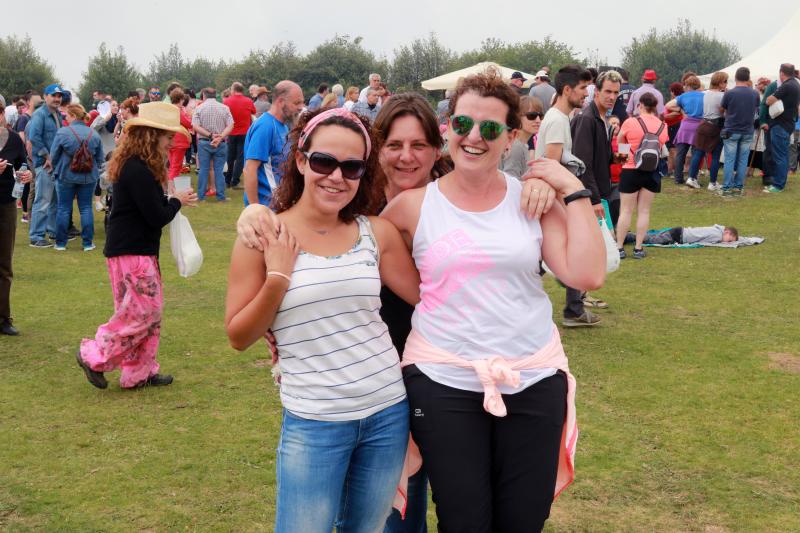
75, 102, 197, 390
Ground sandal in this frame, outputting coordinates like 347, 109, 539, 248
582, 294, 608, 309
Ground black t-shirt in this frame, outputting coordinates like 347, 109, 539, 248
104, 157, 181, 258
0, 129, 27, 204
772, 77, 800, 133
14, 114, 30, 134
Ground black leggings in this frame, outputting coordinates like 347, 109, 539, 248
403, 366, 566, 533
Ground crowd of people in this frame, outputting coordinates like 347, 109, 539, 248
0, 58, 796, 532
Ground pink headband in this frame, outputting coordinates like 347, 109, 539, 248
298, 107, 372, 157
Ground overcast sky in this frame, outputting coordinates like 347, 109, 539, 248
11, 0, 798, 89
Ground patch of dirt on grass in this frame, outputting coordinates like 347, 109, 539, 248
253, 359, 271, 368
767, 352, 800, 374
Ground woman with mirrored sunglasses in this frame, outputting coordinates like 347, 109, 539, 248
501, 95, 545, 178
226, 107, 421, 533
379, 72, 605, 532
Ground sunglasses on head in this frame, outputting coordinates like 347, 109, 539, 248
450, 115, 510, 141
303, 152, 366, 180
524, 111, 544, 120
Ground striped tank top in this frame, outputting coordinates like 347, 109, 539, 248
272, 215, 406, 422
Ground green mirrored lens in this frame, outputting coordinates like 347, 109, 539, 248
451, 115, 474, 136
479, 120, 505, 140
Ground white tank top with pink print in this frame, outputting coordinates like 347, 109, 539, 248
410, 173, 557, 394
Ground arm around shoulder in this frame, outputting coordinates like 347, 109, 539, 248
370, 216, 420, 306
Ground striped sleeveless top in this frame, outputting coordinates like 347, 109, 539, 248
272, 215, 406, 422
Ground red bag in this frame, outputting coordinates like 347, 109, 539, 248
67, 126, 94, 173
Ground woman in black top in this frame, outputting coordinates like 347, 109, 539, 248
0, 102, 33, 336
75, 102, 196, 390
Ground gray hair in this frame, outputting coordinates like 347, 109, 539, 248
596, 70, 623, 89
369, 73, 381, 82
332, 84, 344, 96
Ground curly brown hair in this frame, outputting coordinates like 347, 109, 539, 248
272, 109, 383, 222
448, 70, 522, 130
106, 126, 170, 185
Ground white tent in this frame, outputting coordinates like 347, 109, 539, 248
421, 62, 536, 91
700, 9, 800, 85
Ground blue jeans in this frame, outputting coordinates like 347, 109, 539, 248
275, 400, 409, 533
384, 468, 428, 533
196, 139, 226, 200
673, 143, 691, 183
722, 133, 753, 190
29, 166, 57, 242
689, 141, 723, 183
769, 125, 791, 190
55, 180, 95, 247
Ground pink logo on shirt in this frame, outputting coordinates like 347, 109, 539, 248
417, 229, 495, 314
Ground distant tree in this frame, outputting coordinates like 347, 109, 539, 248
217, 43, 303, 91
145, 43, 185, 90
0, 35, 57, 97
452, 36, 579, 74
78, 43, 141, 106
297, 35, 388, 99
389, 33, 455, 92
621, 19, 740, 94
183, 57, 226, 92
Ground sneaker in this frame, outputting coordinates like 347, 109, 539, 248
633, 248, 646, 259
75, 349, 108, 389
133, 373, 174, 388
582, 294, 609, 309
94, 200, 104, 212
83, 243, 96, 252
618, 248, 626, 259
0, 319, 19, 336
20, 215, 30, 224
67, 227, 81, 238
720, 189, 734, 197
563, 311, 602, 328
30, 239, 53, 248
733, 188, 744, 197
763, 185, 783, 193
686, 178, 701, 189
54, 245, 66, 251
707, 182, 718, 191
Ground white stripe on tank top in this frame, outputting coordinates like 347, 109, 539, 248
273, 215, 406, 422
410, 173, 557, 394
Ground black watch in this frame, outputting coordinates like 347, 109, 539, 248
563, 189, 592, 205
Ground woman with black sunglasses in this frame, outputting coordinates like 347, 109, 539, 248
225, 107, 421, 532
501, 95, 544, 178
379, 72, 604, 532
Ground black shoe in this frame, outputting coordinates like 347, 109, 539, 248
68, 227, 80, 238
75, 349, 108, 389
0, 319, 19, 336
135, 373, 174, 388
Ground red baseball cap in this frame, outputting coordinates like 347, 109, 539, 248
642, 70, 658, 81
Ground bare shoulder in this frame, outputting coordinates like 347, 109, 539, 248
380, 186, 426, 230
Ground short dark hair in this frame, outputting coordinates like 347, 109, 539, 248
449, 71, 522, 130
618, 68, 629, 82
273, 109, 382, 223
724, 226, 739, 240
127, 90, 139, 99
669, 82, 684, 97
231, 82, 245, 93
555, 65, 592, 96
735, 67, 751, 83
317, 83, 328, 94
780, 63, 795, 77
202, 87, 217, 99
639, 92, 658, 112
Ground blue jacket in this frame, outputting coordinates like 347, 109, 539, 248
50, 121, 105, 185
28, 104, 63, 168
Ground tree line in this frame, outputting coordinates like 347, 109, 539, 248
0, 20, 740, 106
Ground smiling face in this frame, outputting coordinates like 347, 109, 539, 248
295, 125, 366, 216
157, 131, 175, 155
449, 91, 515, 174
380, 114, 439, 196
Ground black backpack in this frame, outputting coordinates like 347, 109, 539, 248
633, 118, 664, 172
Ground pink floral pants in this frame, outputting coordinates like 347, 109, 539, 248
80, 255, 163, 388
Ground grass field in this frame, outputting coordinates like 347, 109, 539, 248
1, 174, 798, 532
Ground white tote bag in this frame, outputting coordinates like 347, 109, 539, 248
769, 99, 784, 119
169, 212, 203, 277
599, 217, 620, 273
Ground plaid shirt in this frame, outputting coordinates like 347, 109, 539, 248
192, 99, 234, 137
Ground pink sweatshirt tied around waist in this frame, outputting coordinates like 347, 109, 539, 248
393, 326, 578, 516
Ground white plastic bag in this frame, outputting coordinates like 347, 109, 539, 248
599, 217, 620, 273
169, 212, 203, 277
768, 99, 784, 119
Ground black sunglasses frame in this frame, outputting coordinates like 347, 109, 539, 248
303, 151, 367, 180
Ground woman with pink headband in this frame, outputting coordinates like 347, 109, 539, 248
225, 107, 421, 532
